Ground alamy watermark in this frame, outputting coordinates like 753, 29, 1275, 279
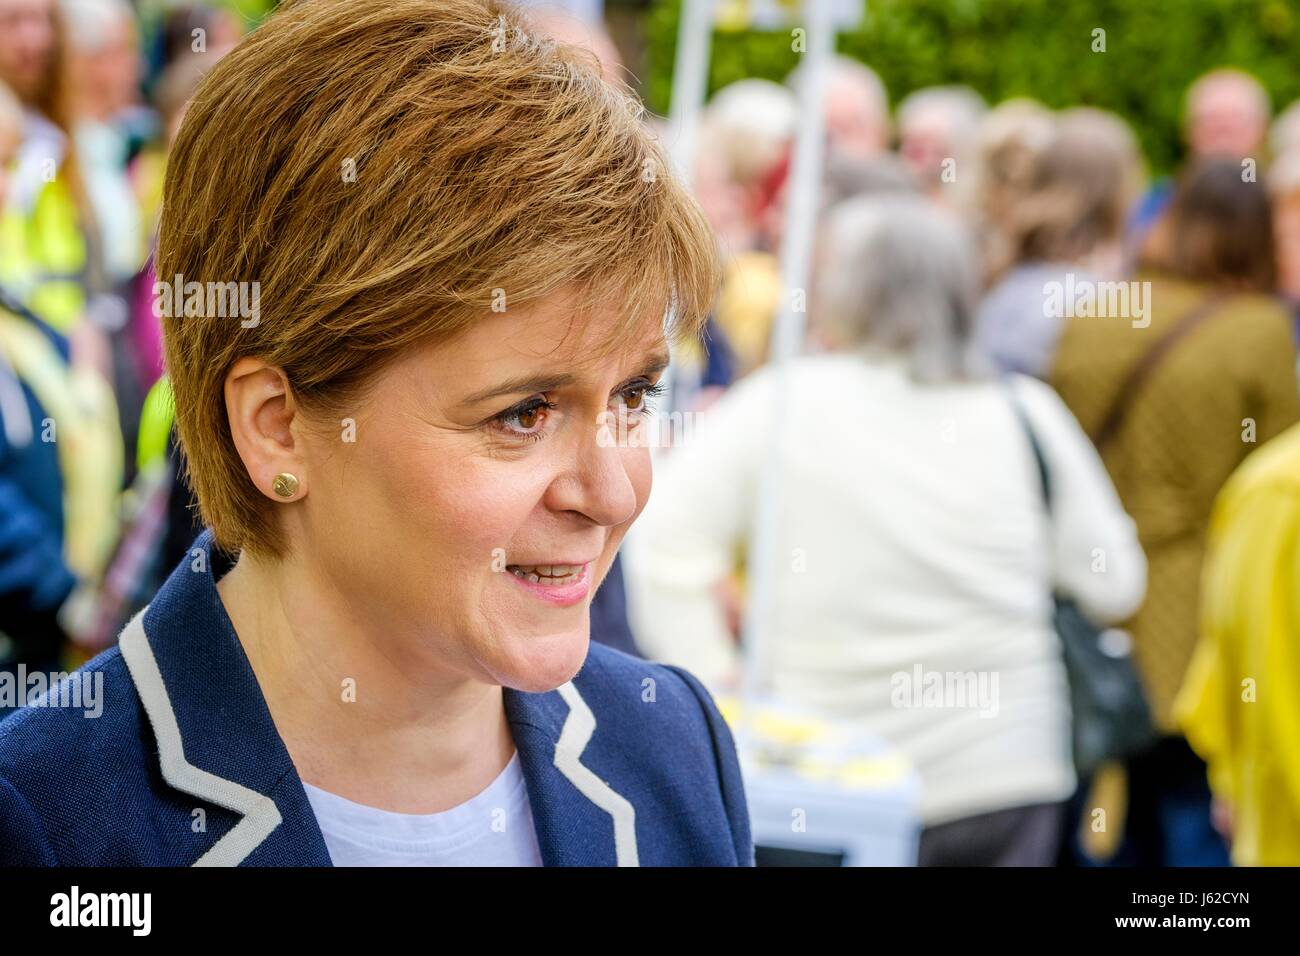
890, 664, 999, 718
0, 666, 104, 717
1044, 275, 1151, 328
596, 408, 702, 449
153, 273, 261, 328
50, 886, 150, 935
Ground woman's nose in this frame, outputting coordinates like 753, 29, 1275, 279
544, 430, 640, 528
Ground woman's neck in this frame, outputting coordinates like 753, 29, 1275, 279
215, 550, 516, 814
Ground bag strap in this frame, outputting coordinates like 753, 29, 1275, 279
1090, 292, 1230, 451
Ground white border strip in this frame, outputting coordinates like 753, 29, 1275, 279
555, 681, 639, 866
119, 610, 283, 866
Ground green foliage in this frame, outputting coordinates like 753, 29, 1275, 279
644, 0, 1300, 175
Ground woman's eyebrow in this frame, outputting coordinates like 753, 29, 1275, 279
457, 373, 578, 408
455, 350, 671, 408
634, 351, 673, 380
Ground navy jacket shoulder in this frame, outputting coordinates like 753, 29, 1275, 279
0, 531, 753, 867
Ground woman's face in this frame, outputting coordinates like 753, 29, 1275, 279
291, 292, 666, 693
0, 0, 56, 104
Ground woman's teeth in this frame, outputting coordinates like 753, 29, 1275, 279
508, 564, 582, 585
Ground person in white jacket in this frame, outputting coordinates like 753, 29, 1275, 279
625, 194, 1147, 865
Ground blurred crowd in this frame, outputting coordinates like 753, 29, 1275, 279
0, 0, 242, 682
1, 0, 1298, 867
627, 61, 1300, 867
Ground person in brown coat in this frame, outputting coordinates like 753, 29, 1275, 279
1052, 159, 1300, 865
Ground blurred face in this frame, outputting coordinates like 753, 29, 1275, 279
67, 14, 139, 120
824, 80, 887, 159
900, 108, 951, 185
293, 291, 664, 693
0, 0, 56, 104
1188, 79, 1267, 160
694, 146, 755, 249
99, 14, 139, 115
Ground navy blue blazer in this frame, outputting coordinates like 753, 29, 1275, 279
0, 530, 754, 866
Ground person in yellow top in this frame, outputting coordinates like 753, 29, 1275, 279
0, 0, 104, 335
1175, 421, 1300, 866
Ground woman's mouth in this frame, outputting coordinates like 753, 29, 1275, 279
504, 563, 592, 606
508, 564, 583, 585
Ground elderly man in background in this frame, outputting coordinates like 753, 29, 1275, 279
896, 85, 987, 204
788, 54, 892, 163
1185, 67, 1271, 162
1131, 67, 1273, 264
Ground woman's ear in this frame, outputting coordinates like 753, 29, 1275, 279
225, 357, 307, 502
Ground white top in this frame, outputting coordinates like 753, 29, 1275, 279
624, 353, 1147, 826
9, 110, 65, 211
302, 751, 544, 866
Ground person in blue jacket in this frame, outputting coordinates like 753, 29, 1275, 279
0, 0, 752, 866
0, 290, 78, 689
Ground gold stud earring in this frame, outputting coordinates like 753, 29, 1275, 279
272, 472, 300, 499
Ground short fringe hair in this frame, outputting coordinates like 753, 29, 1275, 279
158, 0, 720, 558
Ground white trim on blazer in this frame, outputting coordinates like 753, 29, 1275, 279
119, 607, 641, 866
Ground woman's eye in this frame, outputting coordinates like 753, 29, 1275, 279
617, 381, 664, 416
492, 397, 556, 441
515, 405, 544, 429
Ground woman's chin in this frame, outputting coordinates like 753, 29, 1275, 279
495, 628, 592, 693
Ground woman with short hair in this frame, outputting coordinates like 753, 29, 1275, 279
0, 0, 752, 867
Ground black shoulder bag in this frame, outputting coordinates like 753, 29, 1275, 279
1006, 388, 1157, 777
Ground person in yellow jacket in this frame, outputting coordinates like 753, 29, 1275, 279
0, 175, 95, 334
1175, 421, 1300, 866
0, 15, 106, 337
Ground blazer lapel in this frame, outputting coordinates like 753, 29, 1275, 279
504, 680, 639, 867
124, 529, 640, 867
119, 531, 331, 866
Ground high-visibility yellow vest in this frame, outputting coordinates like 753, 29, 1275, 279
0, 176, 90, 334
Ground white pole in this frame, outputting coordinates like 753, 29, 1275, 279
659, 0, 716, 427
666, 0, 715, 190
739, 0, 834, 704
